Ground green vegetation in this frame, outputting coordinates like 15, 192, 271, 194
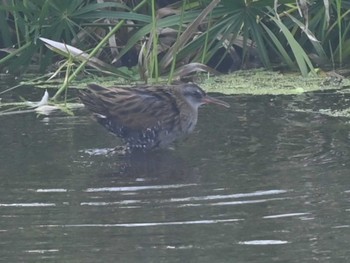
201, 69, 350, 95
0, 0, 350, 101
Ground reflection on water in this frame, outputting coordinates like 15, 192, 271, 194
1, 89, 350, 262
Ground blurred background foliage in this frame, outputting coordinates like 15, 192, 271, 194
0, 0, 349, 84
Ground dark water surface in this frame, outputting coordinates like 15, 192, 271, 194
1, 87, 350, 262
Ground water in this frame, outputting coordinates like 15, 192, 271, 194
1, 87, 350, 262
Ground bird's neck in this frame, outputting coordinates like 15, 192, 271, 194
176, 96, 198, 133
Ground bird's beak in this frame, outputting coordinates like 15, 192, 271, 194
202, 95, 230, 108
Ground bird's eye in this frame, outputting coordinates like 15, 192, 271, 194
191, 89, 203, 99
183, 85, 205, 99
184, 90, 201, 99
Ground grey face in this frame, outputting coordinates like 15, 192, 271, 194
182, 84, 207, 108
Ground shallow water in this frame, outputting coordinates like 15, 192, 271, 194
1, 88, 350, 262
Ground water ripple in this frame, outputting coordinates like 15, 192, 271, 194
263, 212, 311, 219
85, 183, 197, 192
169, 189, 289, 202
40, 218, 242, 228
0, 203, 56, 207
238, 240, 289, 245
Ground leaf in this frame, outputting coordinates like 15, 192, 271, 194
39, 37, 132, 79
284, 12, 319, 42
36, 90, 50, 107
173, 62, 221, 78
160, 0, 221, 69
261, 23, 295, 68
25, 89, 49, 107
268, 12, 315, 76
323, 0, 330, 27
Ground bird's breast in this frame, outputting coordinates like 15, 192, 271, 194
180, 110, 198, 134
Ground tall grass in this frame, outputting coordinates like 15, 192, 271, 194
51, 0, 148, 100
149, 0, 159, 82
0, 0, 349, 99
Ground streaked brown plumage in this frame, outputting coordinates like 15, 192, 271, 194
79, 83, 229, 150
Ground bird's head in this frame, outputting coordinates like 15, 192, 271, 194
181, 83, 230, 109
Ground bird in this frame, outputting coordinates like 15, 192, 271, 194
79, 83, 230, 151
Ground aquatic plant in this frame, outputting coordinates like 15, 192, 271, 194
0, 0, 349, 100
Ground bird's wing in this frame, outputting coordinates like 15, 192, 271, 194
79, 84, 181, 131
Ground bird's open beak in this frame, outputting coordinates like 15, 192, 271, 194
202, 95, 230, 108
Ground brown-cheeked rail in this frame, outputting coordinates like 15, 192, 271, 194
79, 83, 230, 151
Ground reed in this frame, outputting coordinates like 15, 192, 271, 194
0, 0, 349, 100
